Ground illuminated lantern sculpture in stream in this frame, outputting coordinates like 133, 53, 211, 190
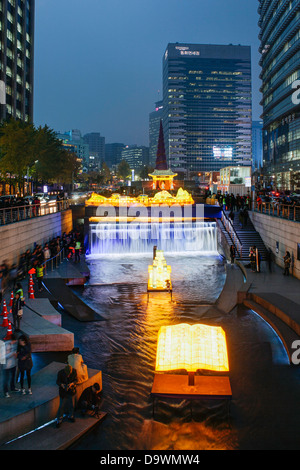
148, 250, 172, 291
150, 323, 232, 415
155, 323, 230, 386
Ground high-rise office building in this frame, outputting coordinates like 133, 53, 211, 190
252, 120, 263, 171
105, 143, 125, 168
259, 0, 300, 191
121, 145, 149, 171
149, 100, 163, 168
83, 132, 105, 163
0, 0, 35, 122
162, 43, 252, 174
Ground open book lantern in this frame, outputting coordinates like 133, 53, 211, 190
155, 323, 229, 385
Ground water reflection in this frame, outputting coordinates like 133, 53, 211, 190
32, 254, 300, 450
65, 253, 235, 450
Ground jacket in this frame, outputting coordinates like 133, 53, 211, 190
17, 343, 33, 371
56, 368, 78, 398
12, 297, 23, 316
77, 385, 101, 408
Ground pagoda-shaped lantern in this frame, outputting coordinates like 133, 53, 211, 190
148, 250, 172, 291
149, 120, 177, 191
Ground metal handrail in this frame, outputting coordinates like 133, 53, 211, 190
42, 247, 65, 273
0, 199, 70, 226
254, 201, 300, 222
220, 207, 243, 258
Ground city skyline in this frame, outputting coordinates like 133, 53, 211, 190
34, 0, 262, 146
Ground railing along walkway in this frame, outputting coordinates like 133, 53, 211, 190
254, 201, 300, 223
0, 200, 70, 226
219, 207, 243, 258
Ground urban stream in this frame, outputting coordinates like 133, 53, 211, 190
32, 253, 300, 450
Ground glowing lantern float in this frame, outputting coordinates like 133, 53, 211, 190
155, 323, 229, 386
148, 250, 172, 291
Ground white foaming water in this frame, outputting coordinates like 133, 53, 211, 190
88, 221, 218, 256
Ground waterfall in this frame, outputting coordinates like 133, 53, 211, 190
88, 221, 218, 256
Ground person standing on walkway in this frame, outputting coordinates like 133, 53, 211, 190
36, 262, 44, 292
43, 244, 51, 273
249, 247, 256, 272
74, 240, 81, 263
55, 364, 78, 428
230, 245, 235, 265
255, 246, 261, 273
12, 291, 23, 332
283, 251, 291, 276
17, 335, 33, 395
3, 333, 19, 398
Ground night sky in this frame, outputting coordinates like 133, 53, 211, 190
34, 0, 262, 146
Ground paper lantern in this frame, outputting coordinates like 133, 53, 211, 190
148, 250, 171, 291
155, 323, 229, 374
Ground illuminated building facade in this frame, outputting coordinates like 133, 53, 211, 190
162, 43, 252, 174
56, 129, 89, 173
149, 100, 163, 168
259, 0, 300, 191
252, 120, 263, 171
83, 132, 105, 165
0, 0, 35, 122
121, 145, 149, 171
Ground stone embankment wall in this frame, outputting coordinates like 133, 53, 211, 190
0, 209, 73, 266
249, 211, 300, 280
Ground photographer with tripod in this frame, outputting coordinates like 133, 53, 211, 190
77, 382, 102, 418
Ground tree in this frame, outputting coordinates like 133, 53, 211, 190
117, 160, 131, 180
0, 118, 35, 180
0, 119, 80, 193
139, 165, 154, 180
101, 161, 111, 184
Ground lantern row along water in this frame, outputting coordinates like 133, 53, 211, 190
88, 221, 218, 256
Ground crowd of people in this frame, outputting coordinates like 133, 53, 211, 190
0, 228, 84, 302
216, 193, 251, 212
216, 192, 251, 230
0, 193, 69, 225
0, 196, 42, 221
2, 333, 102, 424
0, 225, 103, 424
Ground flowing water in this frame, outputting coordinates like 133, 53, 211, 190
32, 252, 300, 450
88, 221, 217, 256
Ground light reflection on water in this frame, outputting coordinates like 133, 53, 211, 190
33, 254, 300, 450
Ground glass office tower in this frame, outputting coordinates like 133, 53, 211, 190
149, 100, 163, 168
259, 0, 300, 191
0, 0, 35, 122
162, 43, 252, 175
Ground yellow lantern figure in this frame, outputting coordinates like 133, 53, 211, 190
148, 250, 171, 291
155, 323, 229, 375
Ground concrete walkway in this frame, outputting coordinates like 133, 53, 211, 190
0, 257, 94, 350
247, 260, 300, 305
0, 258, 105, 449
0, 361, 103, 447
235, 259, 300, 363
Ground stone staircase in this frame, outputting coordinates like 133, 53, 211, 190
229, 210, 268, 262
219, 209, 268, 262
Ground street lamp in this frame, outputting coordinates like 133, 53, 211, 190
26, 160, 39, 195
